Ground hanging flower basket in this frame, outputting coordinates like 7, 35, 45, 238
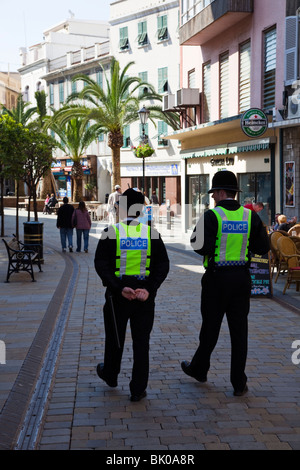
132, 143, 155, 158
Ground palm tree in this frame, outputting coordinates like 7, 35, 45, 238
48, 116, 102, 201
1, 93, 37, 125
53, 57, 179, 188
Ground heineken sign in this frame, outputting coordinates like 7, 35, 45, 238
241, 108, 268, 138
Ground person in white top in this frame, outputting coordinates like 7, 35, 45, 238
108, 185, 122, 225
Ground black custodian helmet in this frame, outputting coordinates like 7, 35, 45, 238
208, 170, 241, 194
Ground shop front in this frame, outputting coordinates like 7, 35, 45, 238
183, 138, 274, 229
121, 160, 181, 213
51, 155, 97, 200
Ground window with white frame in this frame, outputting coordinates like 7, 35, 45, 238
203, 62, 211, 122
220, 51, 229, 119
239, 40, 251, 113
263, 27, 276, 110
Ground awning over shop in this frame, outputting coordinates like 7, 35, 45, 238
181, 137, 276, 159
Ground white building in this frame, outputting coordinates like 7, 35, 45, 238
18, 18, 111, 202
19, 18, 109, 107
109, 0, 181, 210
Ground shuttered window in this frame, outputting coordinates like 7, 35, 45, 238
203, 62, 211, 122
123, 125, 130, 148
285, 16, 298, 85
138, 21, 148, 46
119, 27, 129, 50
220, 52, 229, 119
239, 40, 251, 112
263, 27, 276, 110
158, 67, 168, 93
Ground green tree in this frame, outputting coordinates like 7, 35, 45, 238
48, 117, 101, 201
0, 116, 28, 237
1, 93, 37, 126
53, 57, 179, 188
21, 130, 57, 221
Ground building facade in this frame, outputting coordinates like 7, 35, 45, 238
18, 18, 111, 201
165, 0, 286, 232
110, 0, 182, 210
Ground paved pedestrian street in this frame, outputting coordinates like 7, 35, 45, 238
0, 209, 299, 452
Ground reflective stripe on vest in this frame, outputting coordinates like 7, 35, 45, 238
205, 206, 251, 267
113, 222, 151, 279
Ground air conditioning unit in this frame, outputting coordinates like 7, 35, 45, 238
163, 94, 175, 111
287, 95, 300, 119
176, 88, 200, 107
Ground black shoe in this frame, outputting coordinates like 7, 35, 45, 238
69, 247, 73, 252
130, 390, 147, 402
233, 385, 248, 397
181, 361, 207, 383
96, 363, 117, 387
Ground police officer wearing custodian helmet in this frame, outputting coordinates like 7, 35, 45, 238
94, 188, 169, 401
181, 170, 269, 396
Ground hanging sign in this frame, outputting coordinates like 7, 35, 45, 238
241, 108, 268, 138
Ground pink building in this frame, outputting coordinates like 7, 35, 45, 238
165, 0, 286, 230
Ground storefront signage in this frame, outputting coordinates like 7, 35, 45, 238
210, 157, 234, 167
241, 108, 268, 138
121, 163, 179, 177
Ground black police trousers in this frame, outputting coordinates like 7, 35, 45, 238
102, 290, 155, 396
189, 266, 251, 391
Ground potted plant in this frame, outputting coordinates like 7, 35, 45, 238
132, 143, 155, 158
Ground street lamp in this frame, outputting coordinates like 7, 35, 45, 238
138, 105, 149, 193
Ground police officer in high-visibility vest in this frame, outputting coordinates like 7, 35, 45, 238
181, 171, 269, 396
94, 188, 169, 401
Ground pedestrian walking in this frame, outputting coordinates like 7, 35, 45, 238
94, 188, 169, 401
72, 201, 92, 253
181, 170, 270, 396
107, 185, 122, 225
56, 196, 74, 252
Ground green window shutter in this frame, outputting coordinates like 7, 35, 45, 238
96, 70, 103, 88
123, 125, 130, 148
71, 80, 77, 94
158, 121, 168, 146
119, 27, 129, 50
158, 67, 168, 93
157, 15, 168, 40
138, 71, 148, 97
59, 81, 64, 103
49, 83, 54, 105
138, 21, 148, 45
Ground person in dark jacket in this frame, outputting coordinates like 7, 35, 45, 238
94, 188, 169, 401
181, 171, 270, 396
56, 197, 74, 252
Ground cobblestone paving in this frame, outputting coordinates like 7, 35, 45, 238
0, 209, 300, 451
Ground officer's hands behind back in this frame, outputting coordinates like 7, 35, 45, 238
122, 287, 149, 302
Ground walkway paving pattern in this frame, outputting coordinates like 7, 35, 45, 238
0, 208, 299, 452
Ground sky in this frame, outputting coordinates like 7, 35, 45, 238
0, 0, 111, 73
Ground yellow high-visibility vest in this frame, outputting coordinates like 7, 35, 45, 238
112, 222, 151, 279
204, 206, 251, 267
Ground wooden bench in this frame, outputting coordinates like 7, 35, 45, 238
2, 237, 42, 282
